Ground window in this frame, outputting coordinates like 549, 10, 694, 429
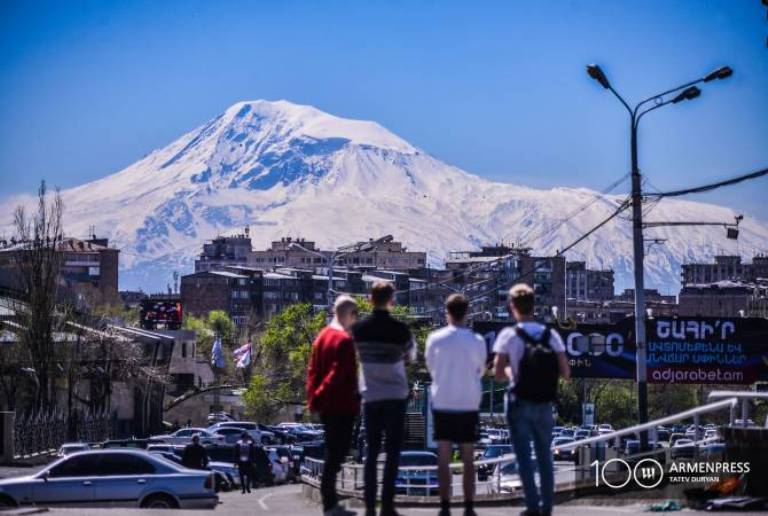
48, 454, 102, 477
98, 454, 155, 476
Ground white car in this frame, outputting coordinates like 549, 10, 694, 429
153, 428, 225, 446
207, 422, 264, 444
56, 443, 90, 458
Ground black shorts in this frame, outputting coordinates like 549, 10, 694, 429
432, 410, 479, 443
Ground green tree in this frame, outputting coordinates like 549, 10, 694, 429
243, 303, 325, 422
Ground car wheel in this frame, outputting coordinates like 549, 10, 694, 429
0, 495, 18, 508
141, 493, 179, 509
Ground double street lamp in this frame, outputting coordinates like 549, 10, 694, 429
289, 235, 394, 313
586, 63, 732, 448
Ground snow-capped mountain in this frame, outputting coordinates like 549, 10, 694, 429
1, 99, 766, 292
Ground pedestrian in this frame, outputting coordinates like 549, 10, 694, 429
493, 284, 571, 516
234, 431, 255, 494
307, 294, 361, 516
352, 281, 416, 516
425, 294, 487, 516
181, 434, 209, 470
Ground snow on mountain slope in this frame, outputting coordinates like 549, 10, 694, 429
0, 99, 765, 292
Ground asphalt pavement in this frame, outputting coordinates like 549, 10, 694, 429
24, 483, 765, 515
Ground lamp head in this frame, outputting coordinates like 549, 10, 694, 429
704, 66, 733, 82
672, 86, 701, 103
586, 64, 611, 89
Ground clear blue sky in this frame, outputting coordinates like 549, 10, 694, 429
1, 0, 767, 218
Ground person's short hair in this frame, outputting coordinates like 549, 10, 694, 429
370, 281, 395, 307
333, 294, 358, 318
191, 433, 200, 442
509, 284, 535, 315
445, 293, 469, 321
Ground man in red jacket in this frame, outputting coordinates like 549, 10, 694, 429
307, 295, 360, 516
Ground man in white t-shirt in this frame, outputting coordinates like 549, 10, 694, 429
493, 284, 570, 516
426, 294, 487, 516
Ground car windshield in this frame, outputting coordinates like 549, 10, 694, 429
399, 454, 437, 467
552, 438, 574, 446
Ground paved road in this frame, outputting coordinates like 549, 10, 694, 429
34, 483, 765, 515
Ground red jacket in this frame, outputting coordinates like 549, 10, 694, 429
306, 325, 360, 416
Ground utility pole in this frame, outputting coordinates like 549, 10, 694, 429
587, 63, 732, 449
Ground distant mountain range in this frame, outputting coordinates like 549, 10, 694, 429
1, 99, 765, 292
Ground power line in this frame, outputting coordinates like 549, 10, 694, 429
649, 167, 768, 198
421, 199, 632, 314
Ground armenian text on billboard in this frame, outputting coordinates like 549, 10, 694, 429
473, 317, 768, 384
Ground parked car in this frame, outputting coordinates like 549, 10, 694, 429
597, 424, 613, 434
574, 429, 591, 441
207, 422, 264, 444
477, 445, 514, 481
671, 438, 696, 459
153, 428, 225, 446
56, 443, 90, 458
268, 445, 300, 483
552, 437, 577, 462
0, 450, 217, 509
207, 412, 235, 424
558, 428, 575, 438
394, 451, 438, 496
212, 427, 246, 444
205, 444, 275, 487
148, 451, 232, 492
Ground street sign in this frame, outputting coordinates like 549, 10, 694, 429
582, 403, 595, 426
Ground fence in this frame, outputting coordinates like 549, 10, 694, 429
302, 392, 768, 503
12, 409, 115, 458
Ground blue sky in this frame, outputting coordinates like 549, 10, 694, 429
1, 0, 767, 219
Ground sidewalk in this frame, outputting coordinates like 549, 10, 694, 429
41, 484, 766, 515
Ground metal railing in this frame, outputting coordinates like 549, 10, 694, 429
302, 391, 768, 501
13, 409, 114, 458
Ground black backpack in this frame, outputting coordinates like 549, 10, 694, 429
511, 325, 559, 403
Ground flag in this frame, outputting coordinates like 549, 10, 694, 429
211, 337, 225, 369
233, 342, 252, 369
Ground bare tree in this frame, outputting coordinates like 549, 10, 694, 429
11, 181, 65, 410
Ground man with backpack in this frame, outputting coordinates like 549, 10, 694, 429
493, 284, 571, 516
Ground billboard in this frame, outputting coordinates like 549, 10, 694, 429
140, 299, 183, 330
473, 316, 768, 384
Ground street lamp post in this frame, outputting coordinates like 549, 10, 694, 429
586, 64, 732, 449
289, 235, 393, 314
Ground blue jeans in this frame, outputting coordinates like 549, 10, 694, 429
507, 398, 555, 514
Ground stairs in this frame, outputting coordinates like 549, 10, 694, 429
403, 412, 426, 450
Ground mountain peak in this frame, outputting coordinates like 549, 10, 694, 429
221, 99, 417, 154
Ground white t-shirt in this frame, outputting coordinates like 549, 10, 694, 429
492, 322, 565, 400
425, 325, 488, 412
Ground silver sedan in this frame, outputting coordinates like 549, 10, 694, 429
0, 449, 219, 509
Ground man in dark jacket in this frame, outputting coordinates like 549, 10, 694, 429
307, 294, 360, 516
181, 434, 209, 470
352, 282, 415, 516
234, 431, 255, 494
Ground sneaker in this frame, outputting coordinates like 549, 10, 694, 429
324, 506, 357, 516
463, 510, 477, 516
439, 508, 451, 516
519, 510, 540, 516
